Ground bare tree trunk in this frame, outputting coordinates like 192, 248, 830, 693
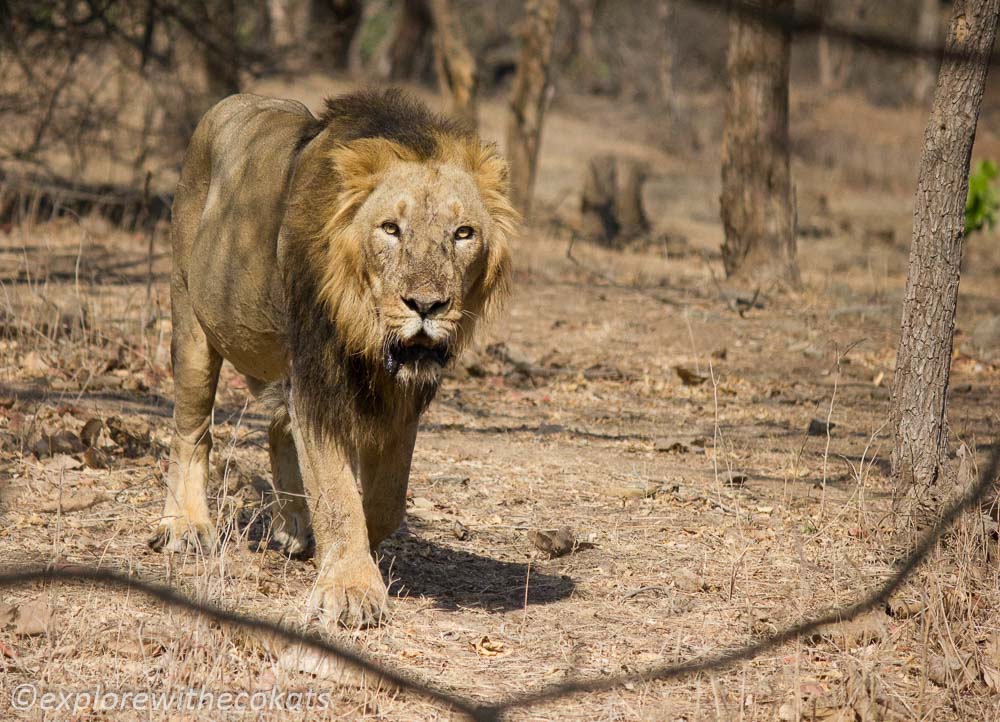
268, 0, 297, 47
816, 0, 862, 89
580, 155, 649, 247
719, 0, 798, 286
912, 0, 941, 103
387, 0, 433, 81
507, 0, 560, 218
428, 0, 478, 128
572, 0, 598, 90
308, 0, 361, 69
657, 0, 676, 111
197, 0, 241, 100
891, 0, 1000, 524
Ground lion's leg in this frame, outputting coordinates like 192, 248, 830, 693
266, 412, 311, 555
359, 420, 418, 550
288, 399, 388, 628
149, 282, 222, 554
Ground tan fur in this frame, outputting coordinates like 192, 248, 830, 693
149, 90, 516, 629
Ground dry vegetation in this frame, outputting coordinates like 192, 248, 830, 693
2, 41, 1000, 722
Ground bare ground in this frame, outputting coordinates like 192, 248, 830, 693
1, 83, 1000, 721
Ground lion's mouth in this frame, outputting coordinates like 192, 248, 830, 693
384, 336, 452, 376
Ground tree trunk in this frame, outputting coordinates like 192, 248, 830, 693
428, 0, 478, 128
581, 155, 650, 247
308, 0, 361, 70
912, 0, 941, 103
891, 0, 1000, 524
387, 0, 433, 81
572, 0, 598, 91
656, 0, 678, 111
507, 0, 560, 218
200, 0, 241, 100
816, 0, 862, 89
719, 0, 798, 286
268, 0, 297, 47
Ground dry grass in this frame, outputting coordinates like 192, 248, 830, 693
1, 86, 1000, 721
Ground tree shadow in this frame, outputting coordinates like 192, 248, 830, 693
379, 526, 574, 612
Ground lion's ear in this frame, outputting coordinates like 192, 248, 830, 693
464, 142, 519, 321
324, 138, 413, 227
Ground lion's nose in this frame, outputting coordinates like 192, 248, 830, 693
402, 293, 451, 318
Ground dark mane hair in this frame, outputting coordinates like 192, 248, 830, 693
298, 88, 472, 157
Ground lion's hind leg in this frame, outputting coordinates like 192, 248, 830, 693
149, 283, 222, 554
262, 389, 312, 556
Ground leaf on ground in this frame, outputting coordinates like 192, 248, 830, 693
928, 650, 979, 690
276, 645, 372, 686
40, 453, 83, 471
408, 496, 453, 522
604, 481, 660, 499
38, 491, 107, 513
104, 633, 166, 659
471, 635, 509, 657
815, 611, 889, 648
0, 599, 53, 637
672, 568, 707, 593
529, 527, 576, 557
673, 366, 708, 386
886, 595, 924, 619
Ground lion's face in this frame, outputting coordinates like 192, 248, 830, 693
351, 162, 492, 383
295, 135, 515, 389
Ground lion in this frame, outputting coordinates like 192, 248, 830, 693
148, 89, 516, 628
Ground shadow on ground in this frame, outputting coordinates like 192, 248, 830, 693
381, 528, 574, 612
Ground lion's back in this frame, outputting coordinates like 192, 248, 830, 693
173, 94, 317, 382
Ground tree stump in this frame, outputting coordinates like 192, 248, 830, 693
580, 155, 649, 248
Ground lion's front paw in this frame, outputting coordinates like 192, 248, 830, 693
148, 517, 217, 554
308, 555, 389, 629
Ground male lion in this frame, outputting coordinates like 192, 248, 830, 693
149, 89, 516, 627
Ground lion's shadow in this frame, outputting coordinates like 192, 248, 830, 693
379, 526, 574, 611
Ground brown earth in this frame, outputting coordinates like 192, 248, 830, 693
1, 79, 999, 721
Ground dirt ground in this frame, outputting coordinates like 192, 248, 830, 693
2, 78, 1000, 721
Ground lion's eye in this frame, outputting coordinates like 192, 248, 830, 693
381, 221, 400, 237
454, 226, 474, 240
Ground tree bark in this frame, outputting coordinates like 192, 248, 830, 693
719, 0, 798, 286
199, 0, 241, 100
571, 0, 599, 91
308, 0, 361, 70
816, 0, 862, 89
506, 0, 560, 219
428, 0, 478, 128
657, 0, 676, 111
268, 0, 297, 47
891, 0, 1000, 523
912, 0, 941, 103
387, 0, 433, 81
580, 155, 649, 247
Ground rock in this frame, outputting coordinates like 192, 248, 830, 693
529, 528, 576, 558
